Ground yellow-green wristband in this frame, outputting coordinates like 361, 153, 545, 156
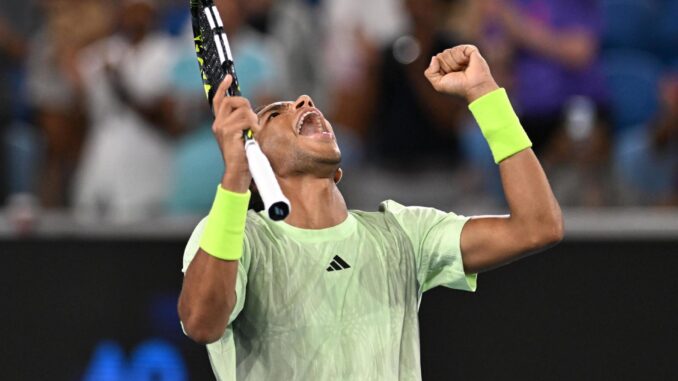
199, 185, 251, 261
469, 88, 532, 164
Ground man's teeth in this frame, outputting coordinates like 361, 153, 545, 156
297, 111, 326, 135
297, 112, 313, 134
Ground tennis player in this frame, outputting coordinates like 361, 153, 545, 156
179, 44, 563, 380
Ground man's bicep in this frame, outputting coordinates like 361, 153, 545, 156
460, 215, 527, 273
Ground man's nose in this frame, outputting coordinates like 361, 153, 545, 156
294, 95, 315, 109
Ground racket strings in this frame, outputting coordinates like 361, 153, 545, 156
194, 3, 240, 100
195, 10, 225, 98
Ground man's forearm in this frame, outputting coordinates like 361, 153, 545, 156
179, 184, 250, 344
499, 149, 563, 248
459, 141, 562, 274
460, 87, 562, 273
179, 249, 238, 344
471, 88, 563, 249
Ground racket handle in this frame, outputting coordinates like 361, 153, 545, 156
244, 139, 291, 221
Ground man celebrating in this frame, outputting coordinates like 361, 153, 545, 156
178, 45, 563, 380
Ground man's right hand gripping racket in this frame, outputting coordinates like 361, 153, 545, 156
190, 0, 290, 221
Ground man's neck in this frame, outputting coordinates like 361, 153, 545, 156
277, 176, 348, 229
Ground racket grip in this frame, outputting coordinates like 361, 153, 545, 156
244, 140, 291, 221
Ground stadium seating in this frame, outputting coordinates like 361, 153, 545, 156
655, 0, 678, 62
601, 0, 657, 50
601, 49, 663, 131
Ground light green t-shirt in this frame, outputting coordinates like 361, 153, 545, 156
182, 200, 477, 381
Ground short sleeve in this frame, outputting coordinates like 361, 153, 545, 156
182, 217, 250, 326
381, 200, 477, 293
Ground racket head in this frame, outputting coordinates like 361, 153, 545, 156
190, 0, 241, 108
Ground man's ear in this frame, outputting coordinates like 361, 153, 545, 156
334, 168, 343, 184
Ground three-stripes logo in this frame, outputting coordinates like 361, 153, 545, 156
326, 255, 351, 272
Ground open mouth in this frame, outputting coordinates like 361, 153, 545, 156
296, 110, 332, 138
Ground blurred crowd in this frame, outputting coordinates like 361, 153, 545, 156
0, 0, 676, 225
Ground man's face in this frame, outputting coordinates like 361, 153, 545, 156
253, 95, 342, 177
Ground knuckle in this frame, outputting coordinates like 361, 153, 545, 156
464, 44, 479, 55
220, 97, 233, 108
232, 108, 249, 119
234, 96, 251, 107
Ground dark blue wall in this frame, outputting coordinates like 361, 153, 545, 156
2, 239, 677, 380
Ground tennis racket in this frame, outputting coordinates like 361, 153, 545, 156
190, 0, 290, 221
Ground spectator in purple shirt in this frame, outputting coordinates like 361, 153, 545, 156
461, 0, 610, 205
488, 0, 609, 155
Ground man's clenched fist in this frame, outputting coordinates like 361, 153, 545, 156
424, 45, 499, 103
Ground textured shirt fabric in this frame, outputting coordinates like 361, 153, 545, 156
182, 200, 477, 380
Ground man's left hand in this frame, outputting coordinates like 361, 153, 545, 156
424, 45, 499, 103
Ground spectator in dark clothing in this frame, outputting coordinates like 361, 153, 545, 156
25, 0, 112, 207
353, 0, 467, 169
0, 14, 30, 204
616, 72, 678, 205
370, 33, 466, 168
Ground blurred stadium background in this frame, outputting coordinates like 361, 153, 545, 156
1, 0, 676, 380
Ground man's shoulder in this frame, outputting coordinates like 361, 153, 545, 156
350, 200, 406, 215
349, 200, 409, 227
352, 200, 425, 218
242, 201, 435, 235
353, 200, 459, 231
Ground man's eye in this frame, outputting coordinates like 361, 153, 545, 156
267, 112, 280, 121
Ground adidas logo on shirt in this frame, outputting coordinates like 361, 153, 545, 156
326, 255, 351, 272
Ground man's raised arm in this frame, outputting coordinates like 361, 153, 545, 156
424, 45, 563, 274
178, 77, 255, 344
